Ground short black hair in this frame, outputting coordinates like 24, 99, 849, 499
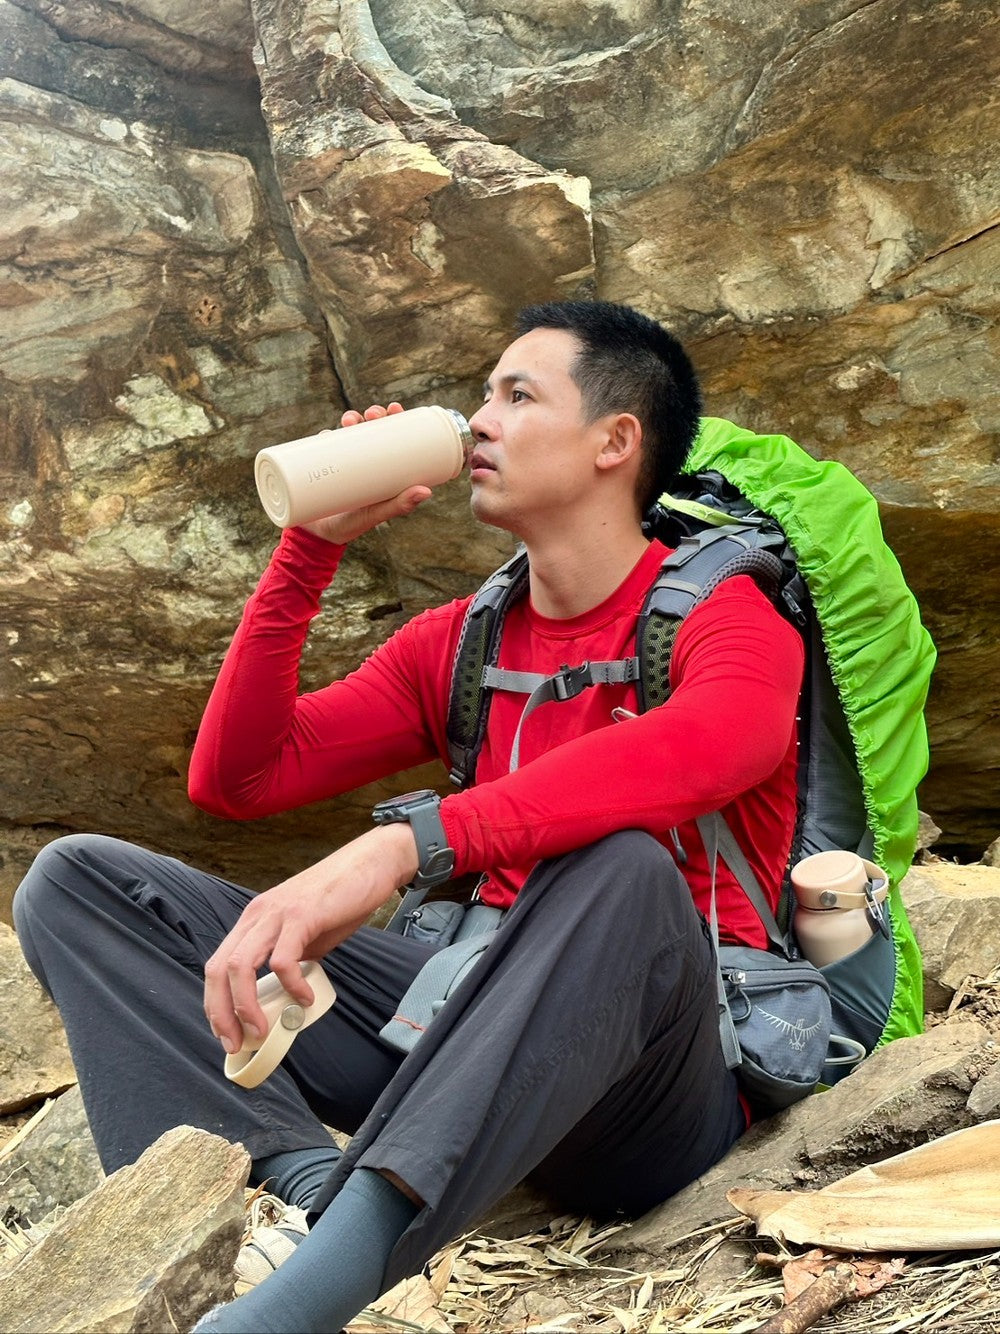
515, 300, 702, 513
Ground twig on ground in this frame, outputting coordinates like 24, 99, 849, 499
750, 1261, 857, 1333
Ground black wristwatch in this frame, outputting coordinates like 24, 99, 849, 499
372, 789, 455, 890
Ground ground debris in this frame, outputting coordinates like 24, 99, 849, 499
355, 1213, 1000, 1334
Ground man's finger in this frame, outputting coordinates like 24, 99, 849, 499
204, 929, 272, 1051
266, 945, 316, 1010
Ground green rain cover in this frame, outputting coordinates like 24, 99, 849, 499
683, 418, 936, 1043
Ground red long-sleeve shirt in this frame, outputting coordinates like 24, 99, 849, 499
189, 528, 804, 948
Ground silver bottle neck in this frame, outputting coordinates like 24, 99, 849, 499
443, 408, 475, 461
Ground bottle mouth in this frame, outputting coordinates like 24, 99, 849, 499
443, 408, 475, 462
255, 452, 292, 527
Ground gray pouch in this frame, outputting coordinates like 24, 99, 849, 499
717, 944, 832, 1114
400, 900, 466, 946
380, 931, 497, 1055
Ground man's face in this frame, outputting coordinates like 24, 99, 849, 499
467, 327, 612, 535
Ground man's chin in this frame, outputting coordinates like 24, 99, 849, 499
469, 492, 507, 531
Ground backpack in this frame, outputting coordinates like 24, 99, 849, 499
444, 417, 935, 1084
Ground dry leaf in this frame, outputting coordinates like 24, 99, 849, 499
848, 1254, 907, 1298
635, 1274, 655, 1310
610, 1304, 640, 1332
776, 1251, 906, 1321
350, 1273, 452, 1333
780, 1248, 834, 1302
429, 1244, 460, 1299
728, 1122, 1000, 1250
543, 1244, 590, 1268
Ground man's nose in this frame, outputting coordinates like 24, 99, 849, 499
468, 403, 495, 439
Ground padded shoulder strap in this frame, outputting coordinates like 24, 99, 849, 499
446, 549, 529, 787
636, 524, 792, 712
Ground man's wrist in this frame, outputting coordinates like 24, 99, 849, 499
374, 821, 421, 888
372, 790, 455, 890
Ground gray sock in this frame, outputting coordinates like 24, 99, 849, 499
194, 1168, 420, 1334
250, 1144, 342, 1211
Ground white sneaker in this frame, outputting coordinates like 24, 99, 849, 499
234, 1192, 309, 1293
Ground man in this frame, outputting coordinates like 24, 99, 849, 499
14, 301, 803, 1332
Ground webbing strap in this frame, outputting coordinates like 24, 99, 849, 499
698, 812, 743, 1071
705, 814, 786, 952
698, 812, 788, 1070
658, 492, 759, 528
482, 658, 640, 772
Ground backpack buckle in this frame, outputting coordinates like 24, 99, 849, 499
552, 662, 592, 701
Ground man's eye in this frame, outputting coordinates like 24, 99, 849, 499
511, 389, 528, 402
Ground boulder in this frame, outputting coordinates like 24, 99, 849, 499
0, 1086, 104, 1222
917, 810, 942, 853
1, 0, 999, 906
251, 0, 595, 404
901, 862, 1000, 1009
0, 1125, 249, 1333
0, 923, 75, 1114
616, 1020, 997, 1256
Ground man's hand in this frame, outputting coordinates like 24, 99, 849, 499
301, 403, 432, 545
204, 823, 419, 1054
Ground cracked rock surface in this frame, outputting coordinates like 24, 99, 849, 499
1, 1, 998, 911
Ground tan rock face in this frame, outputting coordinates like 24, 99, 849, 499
0, 923, 76, 1114
0, 1125, 249, 1332
251, 0, 595, 404
0, 0, 997, 915
902, 862, 1000, 1009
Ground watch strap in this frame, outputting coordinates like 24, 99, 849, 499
373, 790, 455, 891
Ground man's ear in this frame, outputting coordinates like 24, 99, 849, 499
595, 413, 643, 473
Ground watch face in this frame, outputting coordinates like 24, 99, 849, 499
395, 789, 436, 805
374, 789, 435, 815
373, 790, 435, 822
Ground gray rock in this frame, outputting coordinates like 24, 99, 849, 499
252, 0, 595, 405
616, 1021, 995, 1256
0, 1125, 250, 1333
901, 862, 1000, 1009
967, 1058, 1000, 1120
0, 923, 75, 1114
1, 1085, 104, 1223
1, 0, 999, 902
10, 0, 256, 83
982, 837, 1000, 869
917, 810, 942, 853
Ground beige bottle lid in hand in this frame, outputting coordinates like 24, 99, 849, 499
224, 962, 336, 1088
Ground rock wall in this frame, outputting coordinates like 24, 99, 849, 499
2, 0, 998, 913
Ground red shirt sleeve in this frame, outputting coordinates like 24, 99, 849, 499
187, 527, 459, 818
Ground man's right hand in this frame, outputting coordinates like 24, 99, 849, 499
300, 402, 433, 545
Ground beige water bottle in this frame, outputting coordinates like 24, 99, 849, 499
791, 850, 890, 966
254, 406, 474, 528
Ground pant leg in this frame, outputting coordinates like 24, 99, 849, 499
308, 830, 745, 1290
12, 833, 436, 1172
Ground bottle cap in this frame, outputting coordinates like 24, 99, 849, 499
791, 850, 887, 910
224, 961, 336, 1087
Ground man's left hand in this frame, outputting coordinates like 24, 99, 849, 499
203, 823, 418, 1054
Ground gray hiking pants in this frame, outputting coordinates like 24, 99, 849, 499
13, 829, 744, 1289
